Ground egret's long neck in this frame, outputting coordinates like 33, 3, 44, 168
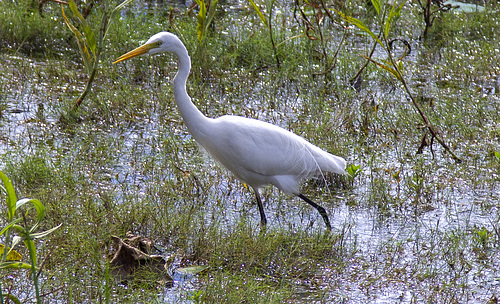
172, 47, 210, 139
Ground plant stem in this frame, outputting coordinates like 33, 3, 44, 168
267, 0, 280, 68
70, 2, 108, 112
72, 62, 98, 111
384, 37, 462, 162
350, 37, 378, 84
23, 215, 41, 304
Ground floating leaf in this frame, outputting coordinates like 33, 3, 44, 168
176, 265, 210, 274
444, 0, 485, 12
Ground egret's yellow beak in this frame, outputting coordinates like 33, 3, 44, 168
113, 42, 156, 64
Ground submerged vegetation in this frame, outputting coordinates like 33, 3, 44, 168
0, 0, 499, 302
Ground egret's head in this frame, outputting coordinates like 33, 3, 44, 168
113, 32, 186, 64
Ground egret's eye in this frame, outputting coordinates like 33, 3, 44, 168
157, 41, 163, 46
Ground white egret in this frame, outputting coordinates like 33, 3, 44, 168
114, 32, 346, 230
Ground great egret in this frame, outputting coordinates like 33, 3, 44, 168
114, 32, 346, 230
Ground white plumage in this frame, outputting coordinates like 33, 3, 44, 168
114, 32, 346, 230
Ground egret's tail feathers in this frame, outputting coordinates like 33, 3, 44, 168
312, 149, 346, 175
326, 154, 346, 175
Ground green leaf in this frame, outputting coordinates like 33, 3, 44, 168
61, 4, 92, 73
195, 0, 207, 43
68, 0, 96, 55
397, 60, 404, 73
249, 0, 268, 26
370, 0, 381, 16
31, 223, 62, 239
0, 218, 23, 236
346, 164, 362, 180
361, 54, 401, 80
1, 294, 22, 304
205, 0, 219, 33
0, 171, 17, 220
334, 9, 383, 47
0, 261, 33, 270
16, 198, 45, 224
384, 0, 407, 39
24, 238, 37, 265
495, 151, 500, 160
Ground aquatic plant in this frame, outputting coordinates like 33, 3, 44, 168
60, 0, 134, 112
416, 0, 453, 40
0, 171, 61, 304
194, 0, 218, 44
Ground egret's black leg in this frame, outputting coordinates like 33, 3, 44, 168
297, 193, 332, 230
254, 189, 268, 229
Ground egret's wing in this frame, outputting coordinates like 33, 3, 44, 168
202, 116, 344, 180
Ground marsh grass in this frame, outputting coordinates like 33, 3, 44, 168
1, 0, 500, 302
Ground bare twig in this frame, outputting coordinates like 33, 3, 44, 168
383, 35, 462, 162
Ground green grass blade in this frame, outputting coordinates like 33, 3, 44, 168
113, 0, 136, 12
0, 261, 33, 270
370, 0, 381, 16
361, 54, 401, 80
249, 0, 268, 26
385, 0, 407, 38
334, 9, 383, 47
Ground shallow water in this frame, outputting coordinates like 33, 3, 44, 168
1, 1, 500, 302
